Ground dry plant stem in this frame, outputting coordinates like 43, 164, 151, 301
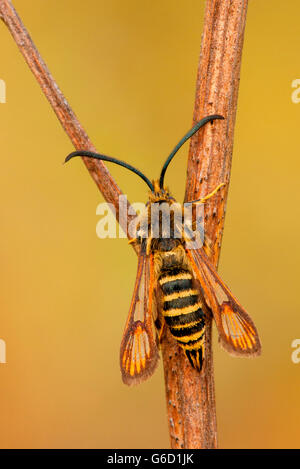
0, 0, 248, 450
0, 0, 136, 242
161, 0, 249, 449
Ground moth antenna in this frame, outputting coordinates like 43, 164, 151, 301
65, 150, 155, 192
159, 114, 224, 189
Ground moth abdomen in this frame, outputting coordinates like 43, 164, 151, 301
159, 266, 205, 371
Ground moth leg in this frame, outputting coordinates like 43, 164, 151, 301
128, 237, 137, 245
189, 182, 226, 205
158, 320, 166, 344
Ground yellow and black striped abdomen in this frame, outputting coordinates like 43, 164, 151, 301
159, 268, 205, 371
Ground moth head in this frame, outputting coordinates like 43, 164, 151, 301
148, 180, 172, 203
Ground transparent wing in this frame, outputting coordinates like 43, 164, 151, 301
120, 251, 159, 385
186, 247, 261, 357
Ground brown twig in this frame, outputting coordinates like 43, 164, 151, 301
161, 0, 249, 449
0, 0, 248, 449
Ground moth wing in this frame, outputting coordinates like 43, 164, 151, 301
202, 234, 214, 258
186, 247, 261, 357
120, 251, 159, 385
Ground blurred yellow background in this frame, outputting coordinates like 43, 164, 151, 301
0, 0, 300, 449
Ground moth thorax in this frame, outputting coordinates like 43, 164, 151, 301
157, 244, 188, 268
151, 207, 183, 239
161, 252, 181, 270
